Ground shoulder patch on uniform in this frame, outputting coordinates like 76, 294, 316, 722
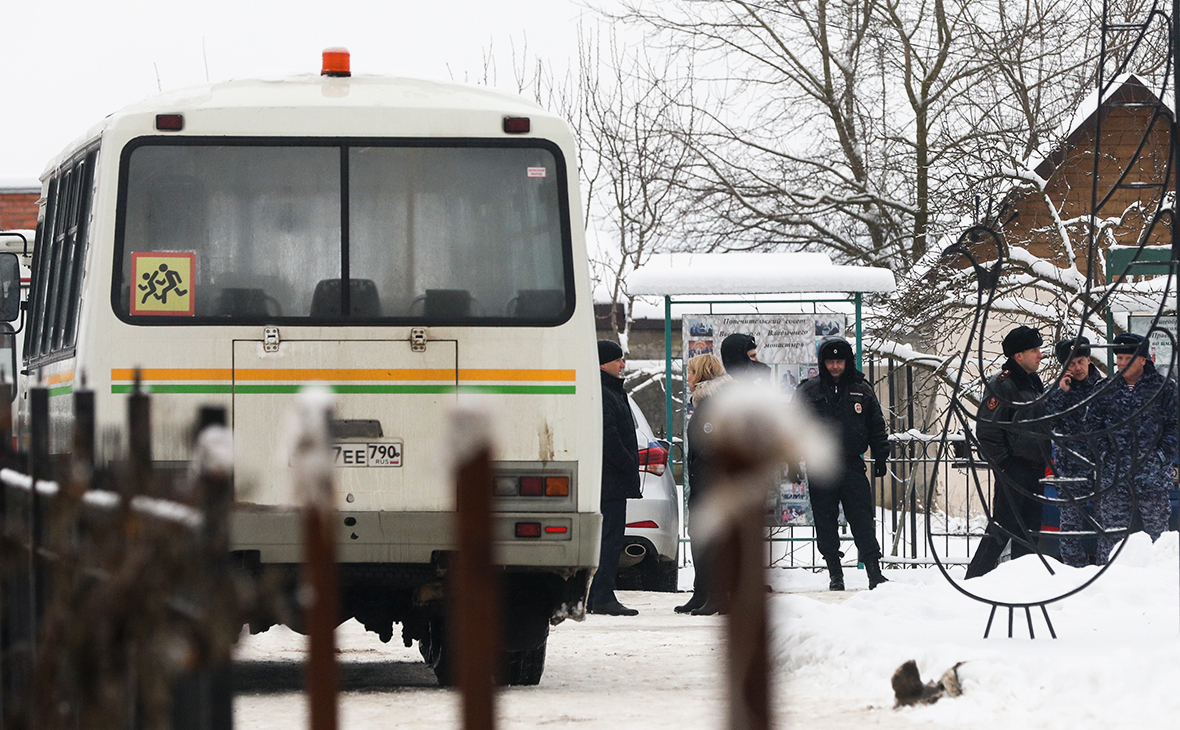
854, 402, 863, 413
986, 396, 999, 410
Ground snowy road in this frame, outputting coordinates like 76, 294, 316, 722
233, 590, 731, 729
234, 537, 1180, 729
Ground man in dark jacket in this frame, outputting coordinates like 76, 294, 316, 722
797, 336, 891, 590
1044, 336, 1102, 568
720, 332, 772, 384
966, 325, 1050, 579
589, 339, 643, 616
1093, 332, 1178, 564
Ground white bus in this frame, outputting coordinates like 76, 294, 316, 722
5, 50, 602, 685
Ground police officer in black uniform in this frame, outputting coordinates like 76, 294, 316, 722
966, 325, 1050, 579
797, 336, 891, 590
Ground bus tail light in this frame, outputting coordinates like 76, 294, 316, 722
545, 477, 569, 496
638, 445, 669, 476
155, 114, 184, 132
503, 116, 531, 134
515, 522, 542, 538
519, 476, 544, 497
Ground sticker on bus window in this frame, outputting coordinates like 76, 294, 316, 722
131, 252, 195, 316
526, 167, 547, 178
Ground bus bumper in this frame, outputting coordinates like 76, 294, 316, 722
230, 509, 602, 569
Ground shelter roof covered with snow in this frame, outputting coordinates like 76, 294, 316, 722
627, 252, 895, 296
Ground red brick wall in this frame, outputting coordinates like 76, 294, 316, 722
0, 192, 39, 230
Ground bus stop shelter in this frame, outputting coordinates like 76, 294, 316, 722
627, 252, 896, 443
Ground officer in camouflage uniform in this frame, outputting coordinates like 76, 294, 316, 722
967, 325, 1050, 579
1093, 332, 1178, 564
1044, 336, 1102, 568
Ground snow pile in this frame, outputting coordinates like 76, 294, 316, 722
772, 531, 1180, 727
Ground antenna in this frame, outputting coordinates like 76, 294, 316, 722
153, 63, 162, 92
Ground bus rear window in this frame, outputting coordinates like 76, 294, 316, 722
114, 140, 573, 325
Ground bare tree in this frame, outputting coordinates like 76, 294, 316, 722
578, 25, 698, 349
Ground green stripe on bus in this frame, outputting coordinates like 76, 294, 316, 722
111, 384, 235, 394
457, 385, 576, 395
49, 385, 73, 397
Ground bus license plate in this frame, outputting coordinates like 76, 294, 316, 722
332, 442, 402, 467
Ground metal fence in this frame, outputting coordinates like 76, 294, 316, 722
761, 435, 993, 569
0, 384, 241, 730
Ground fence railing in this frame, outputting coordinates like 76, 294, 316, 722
740, 435, 994, 571
0, 383, 244, 730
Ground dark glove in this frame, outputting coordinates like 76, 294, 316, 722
874, 457, 888, 478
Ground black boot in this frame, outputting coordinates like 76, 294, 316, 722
675, 592, 707, 614
865, 557, 889, 590
825, 557, 845, 591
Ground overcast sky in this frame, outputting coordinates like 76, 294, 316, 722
3, 0, 611, 183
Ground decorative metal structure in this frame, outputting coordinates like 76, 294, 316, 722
925, 1, 1180, 638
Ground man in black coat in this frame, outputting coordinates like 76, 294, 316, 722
1044, 336, 1102, 567
589, 339, 643, 616
720, 332, 772, 384
797, 336, 891, 590
966, 325, 1050, 579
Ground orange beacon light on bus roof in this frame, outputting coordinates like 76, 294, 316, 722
322, 47, 351, 77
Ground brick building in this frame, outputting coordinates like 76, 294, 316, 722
995, 74, 1172, 275
0, 181, 39, 231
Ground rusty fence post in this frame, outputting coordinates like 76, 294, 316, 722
172, 406, 235, 730
293, 390, 338, 730
128, 368, 152, 498
449, 407, 500, 730
694, 384, 832, 730
27, 383, 48, 670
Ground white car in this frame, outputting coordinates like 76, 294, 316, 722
617, 396, 680, 592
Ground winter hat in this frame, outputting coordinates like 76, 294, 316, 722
720, 333, 757, 371
1001, 325, 1043, 357
598, 339, 624, 365
817, 337, 855, 363
1054, 336, 1091, 364
1111, 332, 1148, 356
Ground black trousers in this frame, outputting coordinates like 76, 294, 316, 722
590, 498, 627, 606
966, 459, 1044, 579
809, 460, 882, 563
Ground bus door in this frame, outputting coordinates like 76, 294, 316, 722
231, 336, 458, 512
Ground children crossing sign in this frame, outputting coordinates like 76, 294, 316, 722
131, 252, 195, 316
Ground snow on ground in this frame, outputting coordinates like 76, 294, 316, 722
235, 532, 1180, 729
775, 531, 1180, 729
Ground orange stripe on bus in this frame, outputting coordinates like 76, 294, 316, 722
112, 367, 575, 383
46, 370, 75, 385
112, 369, 232, 381
459, 369, 576, 382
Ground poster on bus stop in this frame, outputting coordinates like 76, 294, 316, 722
682, 312, 848, 526
1129, 315, 1177, 378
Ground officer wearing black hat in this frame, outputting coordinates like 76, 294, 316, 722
966, 325, 1051, 579
589, 339, 643, 615
1091, 332, 1178, 564
1044, 336, 1102, 568
796, 336, 891, 590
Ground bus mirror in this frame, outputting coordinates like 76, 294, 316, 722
0, 253, 19, 322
